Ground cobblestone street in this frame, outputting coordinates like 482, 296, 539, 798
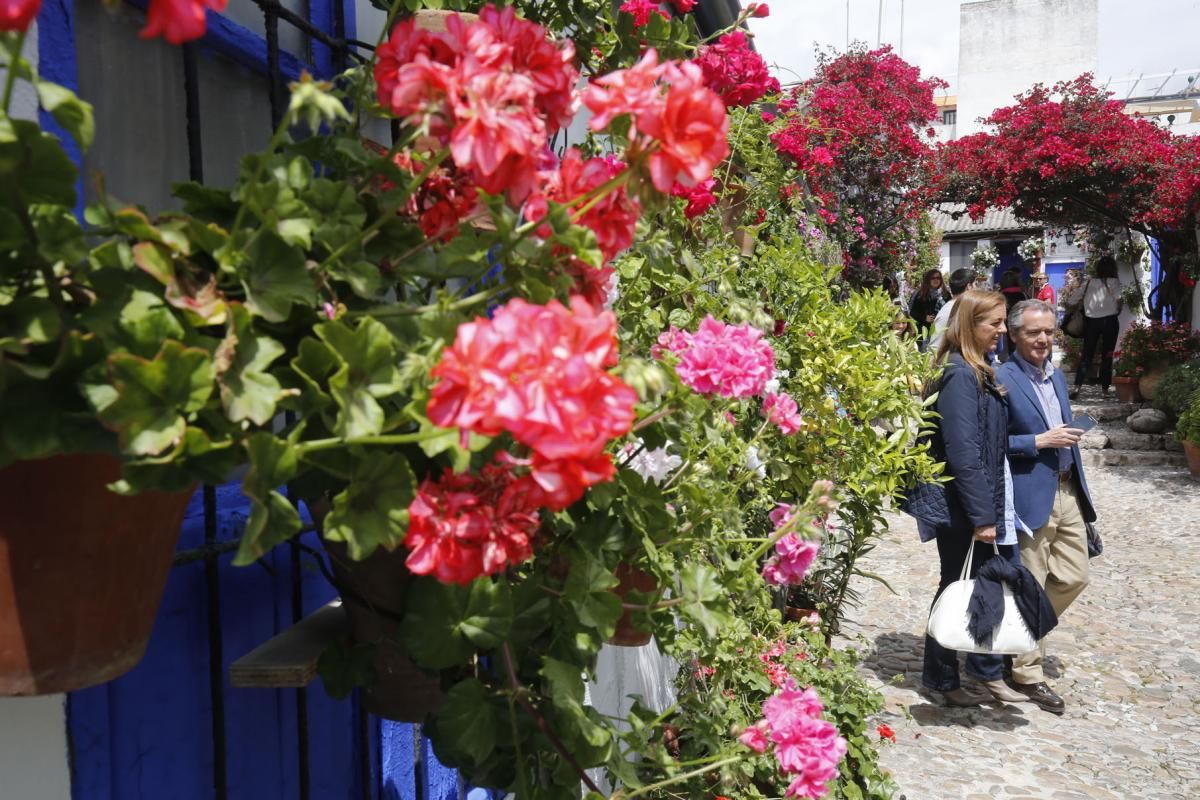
837, 465, 1200, 799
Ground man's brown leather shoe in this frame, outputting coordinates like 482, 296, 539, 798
978, 679, 1028, 703
1011, 681, 1065, 714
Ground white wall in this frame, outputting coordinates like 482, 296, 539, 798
0, 696, 72, 799
956, 0, 1099, 135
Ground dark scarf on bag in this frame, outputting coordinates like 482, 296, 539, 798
966, 556, 1058, 646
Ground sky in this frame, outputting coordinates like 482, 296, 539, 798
747, 0, 1200, 98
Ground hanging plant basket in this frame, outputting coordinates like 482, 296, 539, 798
323, 540, 446, 722
0, 453, 193, 695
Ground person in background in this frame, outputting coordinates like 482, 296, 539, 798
908, 269, 950, 348
999, 269, 1027, 315
997, 299, 1096, 714
1033, 272, 1056, 306
1065, 255, 1123, 399
891, 303, 916, 339
921, 290, 1026, 707
927, 268, 975, 354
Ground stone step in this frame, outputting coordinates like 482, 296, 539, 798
1081, 450, 1189, 468
1071, 401, 1147, 421
1079, 422, 1184, 452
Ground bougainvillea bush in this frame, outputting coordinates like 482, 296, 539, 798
1, 0, 935, 796
768, 45, 947, 288
940, 75, 1200, 323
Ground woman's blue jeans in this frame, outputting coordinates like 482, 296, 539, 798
922, 529, 1019, 691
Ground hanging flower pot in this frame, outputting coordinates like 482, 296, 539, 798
412, 8, 480, 31
608, 561, 658, 647
323, 540, 445, 721
0, 453, 193, 695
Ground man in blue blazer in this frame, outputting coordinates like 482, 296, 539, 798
997, 299, 1097, 715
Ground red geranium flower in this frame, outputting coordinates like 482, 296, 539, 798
141, 0, 227, 44
877, 723, 896, 743
1, 0, 40, 32
619, 0, 668, 27
405, 462, 541, 584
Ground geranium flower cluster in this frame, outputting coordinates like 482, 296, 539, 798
582, 50, 730, 193
671, 178, 719, 219
655, 316, 775, 397
763, 390, 803, 435
405, 462, 540, 585
692, 31, 780, 107
524, 148, 642, 305
761, 503, 821, 586
374, 6, 579, 202
427, 295, 637, 507
388, 151, 480, 242
1, 0, 224, 41
618, 0, 695, 26
738, 681, 848, 799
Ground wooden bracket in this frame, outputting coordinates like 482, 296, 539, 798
229, 600, 347, 688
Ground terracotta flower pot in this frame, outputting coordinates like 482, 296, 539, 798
412, 8, 479, 31
608, 561, 658, 647
323, 540, 446, 722
1184, 441, 1200, 479
0, 453, 193, 695
1113, 376, 1142, 404
1138, 366, 1168, 401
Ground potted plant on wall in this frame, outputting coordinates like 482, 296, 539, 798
1114, 322, 1200, 401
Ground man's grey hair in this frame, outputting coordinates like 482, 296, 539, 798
1008, 299, 1057, 333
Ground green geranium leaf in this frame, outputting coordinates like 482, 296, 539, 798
242, 230, 316, 322
97, 340, 214, 456
235, 432, 302, 564
0, 296, 60, 353
35, 80, 94, 152
316, 638, 375, 700
563, 553, 622, 637
29, 203, 87, 264
317, 317, 405, 439
0, 121, 77, 206
321, 453, 415, 559
215, 304, 286, 425
679, 563, 732, 638
435, 679, 500, 763
400, 579, 477, 669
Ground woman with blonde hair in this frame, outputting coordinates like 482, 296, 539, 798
921, 291, 1025, 706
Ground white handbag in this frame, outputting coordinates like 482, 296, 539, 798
926, 542, 1039, 655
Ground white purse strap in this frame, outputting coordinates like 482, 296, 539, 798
959, 541, 1001, 581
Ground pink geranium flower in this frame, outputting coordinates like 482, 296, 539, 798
657, 316, 775, 398
738, 722, 769, 753
141, 0, 227, 43
1, 0, 41, 31
763, 391, 803, 435
750, 682, 848, 799
762, 534, 821, 585
619, 0, 667, 26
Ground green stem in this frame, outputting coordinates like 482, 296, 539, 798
350, 0, 411, 134
351, 286, 503, 318
505, 693, 533, 800
297, 428, 446, 454
228, 113, 295, 237
624, 756, 741, 799
2, 29, 28, 114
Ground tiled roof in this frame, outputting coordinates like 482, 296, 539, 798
931, 202, 1041, 236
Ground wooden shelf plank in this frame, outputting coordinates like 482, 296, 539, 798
230, 600, 347, 688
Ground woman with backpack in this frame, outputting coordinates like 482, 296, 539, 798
1065, 255, 1123, 399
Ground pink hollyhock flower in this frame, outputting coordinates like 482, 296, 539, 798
427, 296, 637, 465
525, 148, 640, 264
671, 178, 718, 219
692, 31, 780, 107
762, 533, 821, 585
658, 316, 775, 398
141, 0, 227, 43
769, 503, 794, 529
619, 0, 667, 26
405, 462, 541, 584
738, 722, 769, 753
763, 391, 803, 435
1, 0, 40, 31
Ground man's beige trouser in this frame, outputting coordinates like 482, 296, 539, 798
1012, 479, 1090, 686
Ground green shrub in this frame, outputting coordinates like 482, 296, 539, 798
1153, 359, 1200, 419
1177, 392, 1200, 446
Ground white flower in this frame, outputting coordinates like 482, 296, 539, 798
623, 441, 682, 485
746, 445, 767, 478
763, 369, 790, 396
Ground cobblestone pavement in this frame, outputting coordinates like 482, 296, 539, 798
835, 465, 1200, 799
